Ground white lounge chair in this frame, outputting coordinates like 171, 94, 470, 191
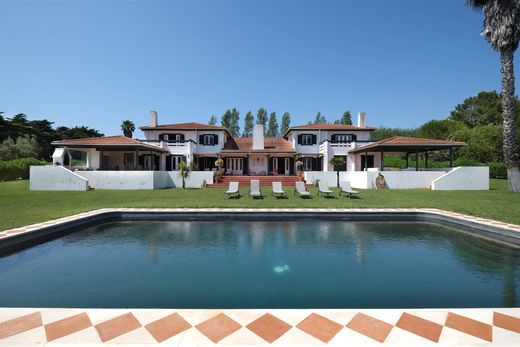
340, 181, 359, 198
249, 180, 263, 199
272, 182, 287, 199
294, 181, 311, 198
318, 181, 335, 197
225, 182, 240, 199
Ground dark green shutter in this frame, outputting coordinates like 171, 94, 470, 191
312, 135, 317, 145
166, 156, 172, 171
214, 134, 219, 145
199, 135, 204, 145
297, 134, 302, 144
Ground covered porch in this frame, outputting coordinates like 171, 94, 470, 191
349, 136, 467, 172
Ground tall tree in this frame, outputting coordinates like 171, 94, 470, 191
208, 115, 217, 126
314, 112, 327, 124
280, 112, 291, 135
242, 111, 254, 137
121, 120, 135, 138
334, 111, 353, 125
256, 107, 268, 134
266, 112, 279, 137
467, 0, 520, 192
222, 108, 240, 136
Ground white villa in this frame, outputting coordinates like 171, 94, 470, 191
30, 111, 489, 191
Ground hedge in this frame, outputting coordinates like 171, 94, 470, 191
0, 158, 47, 181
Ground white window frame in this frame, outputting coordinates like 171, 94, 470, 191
203, 134, 216, 146
301, 134, 313, 145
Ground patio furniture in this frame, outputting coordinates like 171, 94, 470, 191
272, 182, 287, 199
340, 181, 359, 198
318, 181, 335, 197
225, 182, 240, 199
294, 181, 311, 198
249, 180, 263, 199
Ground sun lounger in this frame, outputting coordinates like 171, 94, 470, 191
272, 182, 287, 198
318, 181, 335, 197
294, 181, 311, 198
340, 181, 359, 198
225, 182, 240, 199
249, 180, 263, 198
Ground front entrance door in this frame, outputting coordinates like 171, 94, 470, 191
285, 158, 290, 175
226, 158, 243, 175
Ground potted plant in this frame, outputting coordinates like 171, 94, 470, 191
295, 160, 303, 178
214, 158, 224, 182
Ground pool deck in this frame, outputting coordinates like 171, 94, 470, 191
1, 208, 520, 346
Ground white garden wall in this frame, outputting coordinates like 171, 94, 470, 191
30, 165, 88, 191
78, 171, 156, 190
431, 166, 489, 190
166, 171, 214, 188
304, 168, 486, 190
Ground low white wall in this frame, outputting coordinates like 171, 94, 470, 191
30, 165, 88, 191
167, 171, 214, 188
305, 170, 447, 189
431, 166, 489, 190
78, 171, 156, 190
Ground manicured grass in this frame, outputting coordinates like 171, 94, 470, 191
0, 179, 519, 231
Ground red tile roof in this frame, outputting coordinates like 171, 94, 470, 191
223, 137, 295, 152
52, 136, 167, 152
140, 122, 226, 131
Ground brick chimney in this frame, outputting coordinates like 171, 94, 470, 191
150, 111, 158, 127
357, 112, 366, 128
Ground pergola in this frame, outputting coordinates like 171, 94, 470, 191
350, 136, 466, 171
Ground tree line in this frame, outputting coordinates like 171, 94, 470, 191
209, 108, 353, 137
0, 112, 103, 161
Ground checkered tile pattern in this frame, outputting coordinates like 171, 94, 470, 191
1, 308, 519, 345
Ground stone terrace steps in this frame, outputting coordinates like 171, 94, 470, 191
208, 175, 308, 188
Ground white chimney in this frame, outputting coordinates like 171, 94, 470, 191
252, 124, 264, 150
150, 111, 158, 127
357, 112, 366, 128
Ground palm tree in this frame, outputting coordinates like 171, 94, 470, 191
121, 120, 135, 138
467, 0, 520, 192
178, 161, 190, 188
329, 157, 345, 187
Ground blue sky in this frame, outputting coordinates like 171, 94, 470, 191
0, 0, 515, 138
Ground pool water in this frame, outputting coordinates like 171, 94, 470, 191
0, 219, 519, 308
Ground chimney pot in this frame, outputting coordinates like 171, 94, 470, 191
252, 124, 264, 150
150, 111, 158, 127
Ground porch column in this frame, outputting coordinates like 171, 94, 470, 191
415, 149, 419, 171
134, 151, 138, 170
364, 151, 368, 171
67, 149, 72, 170
100, 150, 104, 170
380, 150, 384, 171
425, 151, 428, 169
449, 147, 454, 167
405, 153, 409, 169
150, 151, 152, 170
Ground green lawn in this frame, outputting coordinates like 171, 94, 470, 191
0, 179, 519, 231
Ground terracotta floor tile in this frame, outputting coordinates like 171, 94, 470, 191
296, 313, 343, 343
395, 312, 443, 342
94, 313, 141, 342
145, 313, 191, 343
246, 313, 292, 343
44, 313, 92, 341
196, 313, 242, 343
346, 312, 393, 343
493, 312, 520, 334
0, 312, 42, 340
445, 312, 492, 342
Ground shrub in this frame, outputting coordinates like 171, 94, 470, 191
0, 157, 47, 181
488, 162, 508, 179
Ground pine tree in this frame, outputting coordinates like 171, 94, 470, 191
256, 107, 268, 135
266, 112, 279, 137
334, 111, 352, 125
242, 111, 254, 137
280, 112, 291, 135
314, 112, 327, 124
208, 115, 217, 125
221, 109, 240, 136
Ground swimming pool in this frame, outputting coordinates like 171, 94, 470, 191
1, 215, 519, 309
